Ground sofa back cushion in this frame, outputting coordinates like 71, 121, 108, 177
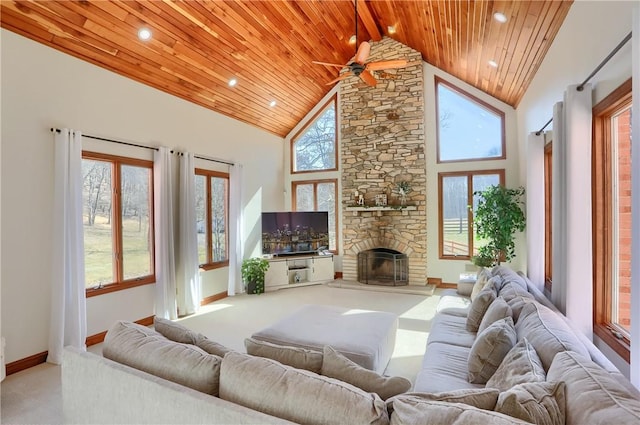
219, 352, 389, 425
515, 302, 590, 371
321, 345, 410, 400
103, 321, 222, 396
389, 398, 532, 424
244, 337, 323, 373
495, 381, 566, 425
492, 266, 528, 291
486, 337, 546, 391
547, 351, 640, 425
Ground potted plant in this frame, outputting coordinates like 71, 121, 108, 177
241, 257, 270, 294
471, 185, 526, 267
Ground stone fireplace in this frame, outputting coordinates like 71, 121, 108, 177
358, 248, 408, 286
341, 37, 427, 286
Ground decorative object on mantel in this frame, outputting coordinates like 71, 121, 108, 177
354, 190, 365, 206
395, 181, 412, 206
346, 205, 417, 217
375, 194, 388, 206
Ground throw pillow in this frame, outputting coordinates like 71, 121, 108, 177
219, 352, 389, 425
486, 337, 546, 392
195, 333, 234, 357
244, 337, 323, 374
470, 268, 490, 301
495, 381, 566, 425
387, 388, 500, 414
153, 317, 197, 344
389, 398, 532, 425
466, 278, 500, 332
321, 345, 411, 400
468, 316, 517, 384
478, 297, 512, 334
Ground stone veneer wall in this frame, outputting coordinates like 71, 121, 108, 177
340, 37, 427, 285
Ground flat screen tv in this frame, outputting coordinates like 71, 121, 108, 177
262, 211, 329, 256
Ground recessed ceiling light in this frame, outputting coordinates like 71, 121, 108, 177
488, 60, 498, 68
137, 27, 152, 41
387, 25, 397, 34
228, 78, 237, 87
348, 35, 356, 44
493, 12, 507, 23
270, 100, 277, 107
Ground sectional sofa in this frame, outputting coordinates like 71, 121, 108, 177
62, 266, 640, 424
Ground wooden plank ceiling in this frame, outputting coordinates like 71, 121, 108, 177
1, 0, 573, 138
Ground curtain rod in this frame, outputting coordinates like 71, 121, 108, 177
51, 127, 235, 166
534, 31, 632, 136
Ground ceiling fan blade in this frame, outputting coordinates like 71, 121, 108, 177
326, 72, 353, 85
359, 70, 377, 87
312, 60, 348, 69
365, 59, 409, 71
354, 41, 371, 64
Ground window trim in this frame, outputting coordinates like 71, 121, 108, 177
82, 151, 155, 298
438, 169, 505, 260
290, 95, 338, 174
592, 78, 632, 362
291, 178, 339, 254
435, 76, 506, 164
196, 168, 230, 271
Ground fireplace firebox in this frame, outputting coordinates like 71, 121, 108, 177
357, 248, 408, 286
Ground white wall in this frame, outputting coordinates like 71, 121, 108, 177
424, 64, 521, 284
0, 29, 284, 364
516, 0, 634, 377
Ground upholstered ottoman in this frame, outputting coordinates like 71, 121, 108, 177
250, 304, 398, 374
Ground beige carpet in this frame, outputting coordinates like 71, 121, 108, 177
327, 280, 436, 296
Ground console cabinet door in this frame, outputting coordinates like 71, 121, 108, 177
311, 256, 334, 281
265, 260, 288, 289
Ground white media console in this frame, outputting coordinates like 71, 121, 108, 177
264, 254, 334, 291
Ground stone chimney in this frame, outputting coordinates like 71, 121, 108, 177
340, 37, 427, 286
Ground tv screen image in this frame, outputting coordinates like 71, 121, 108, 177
262, 211, 329, 256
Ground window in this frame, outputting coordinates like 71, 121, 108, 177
292, 180, 337, 251
436, 77, 505, 163
82, 152, 154, 295
439, 170, 505, 259
291, 96, 337, 173
195, 169, 229, 269
544, 142, 553, 293
593, 79, 632, 361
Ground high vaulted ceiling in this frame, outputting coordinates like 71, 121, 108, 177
1, 1, 573, 138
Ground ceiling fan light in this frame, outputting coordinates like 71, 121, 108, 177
493, 12, 507, 23
137, 27, 152, 41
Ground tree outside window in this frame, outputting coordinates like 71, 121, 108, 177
292, 96, 337, 173
195, 169, 229, 269
293, 180, 337, 251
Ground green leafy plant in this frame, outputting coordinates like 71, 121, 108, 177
472, 185, 526, 267
241, 257, 270, 294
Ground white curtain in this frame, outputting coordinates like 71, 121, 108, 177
551, 84, 593, 338
228, 163, 244, 296
176, 153, 201, 316
48, 129, 87, 364
526, 132, 546, 292
154, 147, 177, 319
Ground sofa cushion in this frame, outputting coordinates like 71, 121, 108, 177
427, 313, 476, 348
468, 316, 517, 384
486, 337, 546, 391
498, 281, 535, 303
219, 352, 389, 425
321, 346, 411, 400
195, 334, 234, 357
478, 297, 512, 334
466, 279, 499, 332
154, 317, 197, 344
103, 321, 222, 396
244, 337, 323, 374
414, 342, 482, 393
470, 267, 490, 301
495, 381, 566, 425
389, 398, 532, 425
492, 266, 528, 291
547, 351, 640, 425
387, 388, 500, 413
506, 295, 536, 322
515, 302, 590, 371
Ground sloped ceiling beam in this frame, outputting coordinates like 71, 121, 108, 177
356, 0, 382, 41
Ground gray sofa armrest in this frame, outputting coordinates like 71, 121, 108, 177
62, 347, 294, 425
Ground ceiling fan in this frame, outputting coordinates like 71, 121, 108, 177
312, 2, 409, 87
